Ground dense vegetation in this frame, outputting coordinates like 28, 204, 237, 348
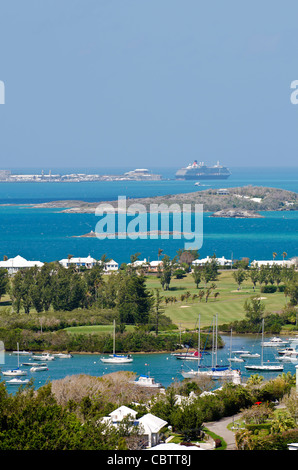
0, 252, 296, 352
0, 370, 296, 450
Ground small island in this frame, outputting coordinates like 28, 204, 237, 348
29, 186, 298, 214
210, 209, 264, 218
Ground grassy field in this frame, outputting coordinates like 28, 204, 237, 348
0, 270, 288, 334
146, 270, 288, 329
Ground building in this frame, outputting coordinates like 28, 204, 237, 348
59, 255, 97, 269
103, 259, 118, 272
100, 406, 167, 448
251, 259, 295, 268
0, 255, 44, 275
192, 256, 232, 268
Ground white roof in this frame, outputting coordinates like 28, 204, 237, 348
109, 406, 137, 421
149, 260, 162, 267
146, 443, 203, 450
60, 255, 96, 264
0, 255, 44, 268
138, 413, 167, 434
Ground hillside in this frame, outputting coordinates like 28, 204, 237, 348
31, 186, 298, 213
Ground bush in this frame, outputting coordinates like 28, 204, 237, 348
261, 285, 277, 293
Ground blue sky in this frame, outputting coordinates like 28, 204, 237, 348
0, 0, 298, 169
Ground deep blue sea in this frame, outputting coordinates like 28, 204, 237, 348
0, 166, 297, 264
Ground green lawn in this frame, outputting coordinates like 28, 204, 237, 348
146, 271, 288, 329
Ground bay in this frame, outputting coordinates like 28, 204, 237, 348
2, 334, 297, 393
0, 166, 296, 265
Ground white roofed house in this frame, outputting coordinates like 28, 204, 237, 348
103, 259, 118, 273
100, 406, 167, 448
59, 255, 97, 269
192, 255, 232, 268
0, 255, 44, 275
138, 413, 168, 448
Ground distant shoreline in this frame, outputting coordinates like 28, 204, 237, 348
25, 186, 297, 214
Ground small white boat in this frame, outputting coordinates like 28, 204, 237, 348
22, 362, 47, 367
12, 350, 32, 356
52, 353, 72, 359
262, 337, 288, 347
32, 353, 55, 361
231, 350, 250, 355
6, 378, 29, 385
277, 347, 298, 358
132, 375, 162, 388
240, 353, 260, 358
172, 350, 200, 360
101, 354, 133, 364
30, 366, 49, 372
245, 363, 284, 371
2, 368, 27, 377
228, 356, 244, 363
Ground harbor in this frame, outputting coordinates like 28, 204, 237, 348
2, 334, 298, 392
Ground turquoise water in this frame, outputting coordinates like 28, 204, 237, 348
0, 166, 297, 264
1, 334, 297, 392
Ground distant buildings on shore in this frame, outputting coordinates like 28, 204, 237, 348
0, 168, 162, 182
0, 254, 296, 276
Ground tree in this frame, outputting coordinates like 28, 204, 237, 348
192, 265, 201, 289
0, 268, 9, 300
159, 255, 175, 291
153, 288, 164, 335
249, 268, 259, 290
243, 297, 265, 324
233, 268, 248, 290
117, 273, 153, 325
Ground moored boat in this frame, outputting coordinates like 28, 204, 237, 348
131, 375, 162, 388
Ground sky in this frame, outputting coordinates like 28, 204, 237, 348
0, 0, 298, 169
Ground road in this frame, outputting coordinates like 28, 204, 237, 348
204, 412, 243, 450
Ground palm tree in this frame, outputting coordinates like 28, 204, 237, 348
272, 252, 277, 261
282, 251, 287, 261
157, 249, 163, 261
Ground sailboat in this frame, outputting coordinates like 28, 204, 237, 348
100, 320, 133, 364
2, 343, 28, 377
245, 319, 284, 372
181, 315, 241, 384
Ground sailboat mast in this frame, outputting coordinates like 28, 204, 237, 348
198, 315, 201, 369
113, 319, 116, 355
261, 318, 264, 367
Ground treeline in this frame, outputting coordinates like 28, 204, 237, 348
6, 263, 156, 326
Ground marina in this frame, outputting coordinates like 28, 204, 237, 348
1, 334, 298, 392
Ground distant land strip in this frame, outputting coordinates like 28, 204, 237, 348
17, 186, 298, 214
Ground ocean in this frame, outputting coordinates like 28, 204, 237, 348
0, 166, 297, 265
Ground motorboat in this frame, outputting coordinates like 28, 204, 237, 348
52, 353, 72, 359
231, 350, 250, 355
30, 366, 49, 372
228, 356, 244, 363
132, 375, 162, 388
100, 320, 133, 364
12, 350, 32, 356
240, 353, 260, 358
31, 353, 55, 361
6, 378, 29, 385
22, 362, 47, 367
172, 350, 200, 360
261, 337, 288, 347
277, 347, 298, 358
